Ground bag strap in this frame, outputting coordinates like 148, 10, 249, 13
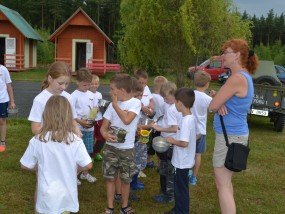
219, 115, 250, 148
219, 115, 230, 147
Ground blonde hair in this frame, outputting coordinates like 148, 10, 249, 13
160, 81, 177, 98
38, 95, 75, 144
92, 74, 100, 82
153, 76, 168, 91
41, 61, 71, 91
194, 71, 211, 87
76, 68, 92, 82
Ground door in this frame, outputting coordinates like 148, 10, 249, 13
0, 38, 5, 65
5, 38, 16, 68
75, 42, 86, 70
86, 42, 93, 65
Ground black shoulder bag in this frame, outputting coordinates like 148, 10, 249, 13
220, 115, 250, 172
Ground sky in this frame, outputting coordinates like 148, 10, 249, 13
233, 0, 285, 17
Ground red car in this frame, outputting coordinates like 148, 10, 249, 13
188, 56, 231, 80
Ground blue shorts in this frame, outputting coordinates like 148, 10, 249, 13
196, 135, 206, 154
82, 131, 94, 154
0, 102, 8, 118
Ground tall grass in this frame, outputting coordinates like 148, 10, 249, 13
0, 114, 284, 213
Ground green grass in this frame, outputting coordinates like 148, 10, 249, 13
1, 115, 284, 213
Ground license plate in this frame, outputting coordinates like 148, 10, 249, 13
251, 109, 268, 116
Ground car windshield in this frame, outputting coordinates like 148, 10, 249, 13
199, 59, 210, 66
275, 65, 285, 74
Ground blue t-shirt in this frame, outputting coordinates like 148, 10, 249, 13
213, 71, 253, 135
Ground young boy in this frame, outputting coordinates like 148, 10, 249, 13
190, 71, 213, 186
0, 64, 16, 151
100, 73, 141, 214
165, 87, 196, 214
89, 75, 105, 161
71, 68, 97, 184
134, 69, 155, 119
147, 76, 168, 167
152, 81, 182, 203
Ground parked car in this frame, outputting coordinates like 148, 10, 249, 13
188, 56, 231, 80
275, 65, 285, 83
218, 64, 285, 85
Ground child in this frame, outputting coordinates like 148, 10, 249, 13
146, 76, 168, 167
165, 87, 196, 214
152, 81, 182, 203
190, 71, 213, 186
28, 61, 79, 136
0, 64, 16, 150
100, 73, 141, 214
134, 69, 155, 118
89, 75, 105, 161
20, 95, 92, 214
71, 68, 97, 183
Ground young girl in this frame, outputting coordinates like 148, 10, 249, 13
20, 95, 92, 214
28, 61, 80, 136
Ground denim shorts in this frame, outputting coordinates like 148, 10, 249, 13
196, 135, 206, 153
102, 144, 135, 183
0, 102, 8, 118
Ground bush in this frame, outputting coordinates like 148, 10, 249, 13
35, 28, 54, 65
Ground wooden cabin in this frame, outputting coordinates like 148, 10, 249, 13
0, 4, 42, 71
48, 8, 119, 75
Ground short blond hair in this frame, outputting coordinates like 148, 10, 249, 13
194, 71, 211, 87
92, 74, 100, 82
153, 76, 168, 92
160, 81, 177, 98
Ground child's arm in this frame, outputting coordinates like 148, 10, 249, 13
112, 102, 137, 125
21, 164, 38, 172
100, 118, 118, 142
138, 122, 154, 130
31, 122, 41, 135
75, 118, 93, 129
77, 162, 93, 173
166, 137, 188, 147
152, 124, 178, 133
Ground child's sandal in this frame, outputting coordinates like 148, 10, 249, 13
120, 207, 135, 214
102, 208, 114, 214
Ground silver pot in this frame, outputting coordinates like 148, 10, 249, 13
152, 136, 170, 153
109, 126, 127, 143
140, 116, 154, 125
98, 99, 111, 107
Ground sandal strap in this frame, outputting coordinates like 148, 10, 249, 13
102, 208, 114, 214
121, 207, 135, 214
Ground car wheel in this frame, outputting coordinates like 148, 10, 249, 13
274, 113, 285, 132
254, 76, 282, 86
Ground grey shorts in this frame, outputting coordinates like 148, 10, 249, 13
213, 133, 249, 168
102, 144, 135, 183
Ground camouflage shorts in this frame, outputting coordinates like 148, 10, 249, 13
102, 145, 135, 183
134, 141, 147, 174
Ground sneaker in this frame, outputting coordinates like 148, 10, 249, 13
80, 173, 97, 183
0, 141, 5, 146
77, 179, 81, 185
188, 169, 193, 177
153, 195, 174, 203
146, 161, 155, 168
0, 145, 6, 152
138, 171, 147, 178
94, 153, 103, 161
190, 175, 197, 186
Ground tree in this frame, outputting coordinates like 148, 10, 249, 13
118, 0, 252, 87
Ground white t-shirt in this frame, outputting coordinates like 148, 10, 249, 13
160, 104, 182, 138
20, 133, 91, 214
191, 90, 212, 135
0, 65, 12, 103
28, 89, 77, 123
93, 91, 103, 121
71, 90, 99, 131
152, 93, 166, 121
171, 115, 196, 169
104, 98, 141, 149
141, 85, 153, 107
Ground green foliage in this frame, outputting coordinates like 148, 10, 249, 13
254, 40, 285, 65
35, 28, 54, 65
119, 0, 252, 87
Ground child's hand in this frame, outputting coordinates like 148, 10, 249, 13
105, 131, 118, 143
152, 123, 161, 132
166, 137, 174, 144
81, 119, 93, 129
209, 90, 216, 97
